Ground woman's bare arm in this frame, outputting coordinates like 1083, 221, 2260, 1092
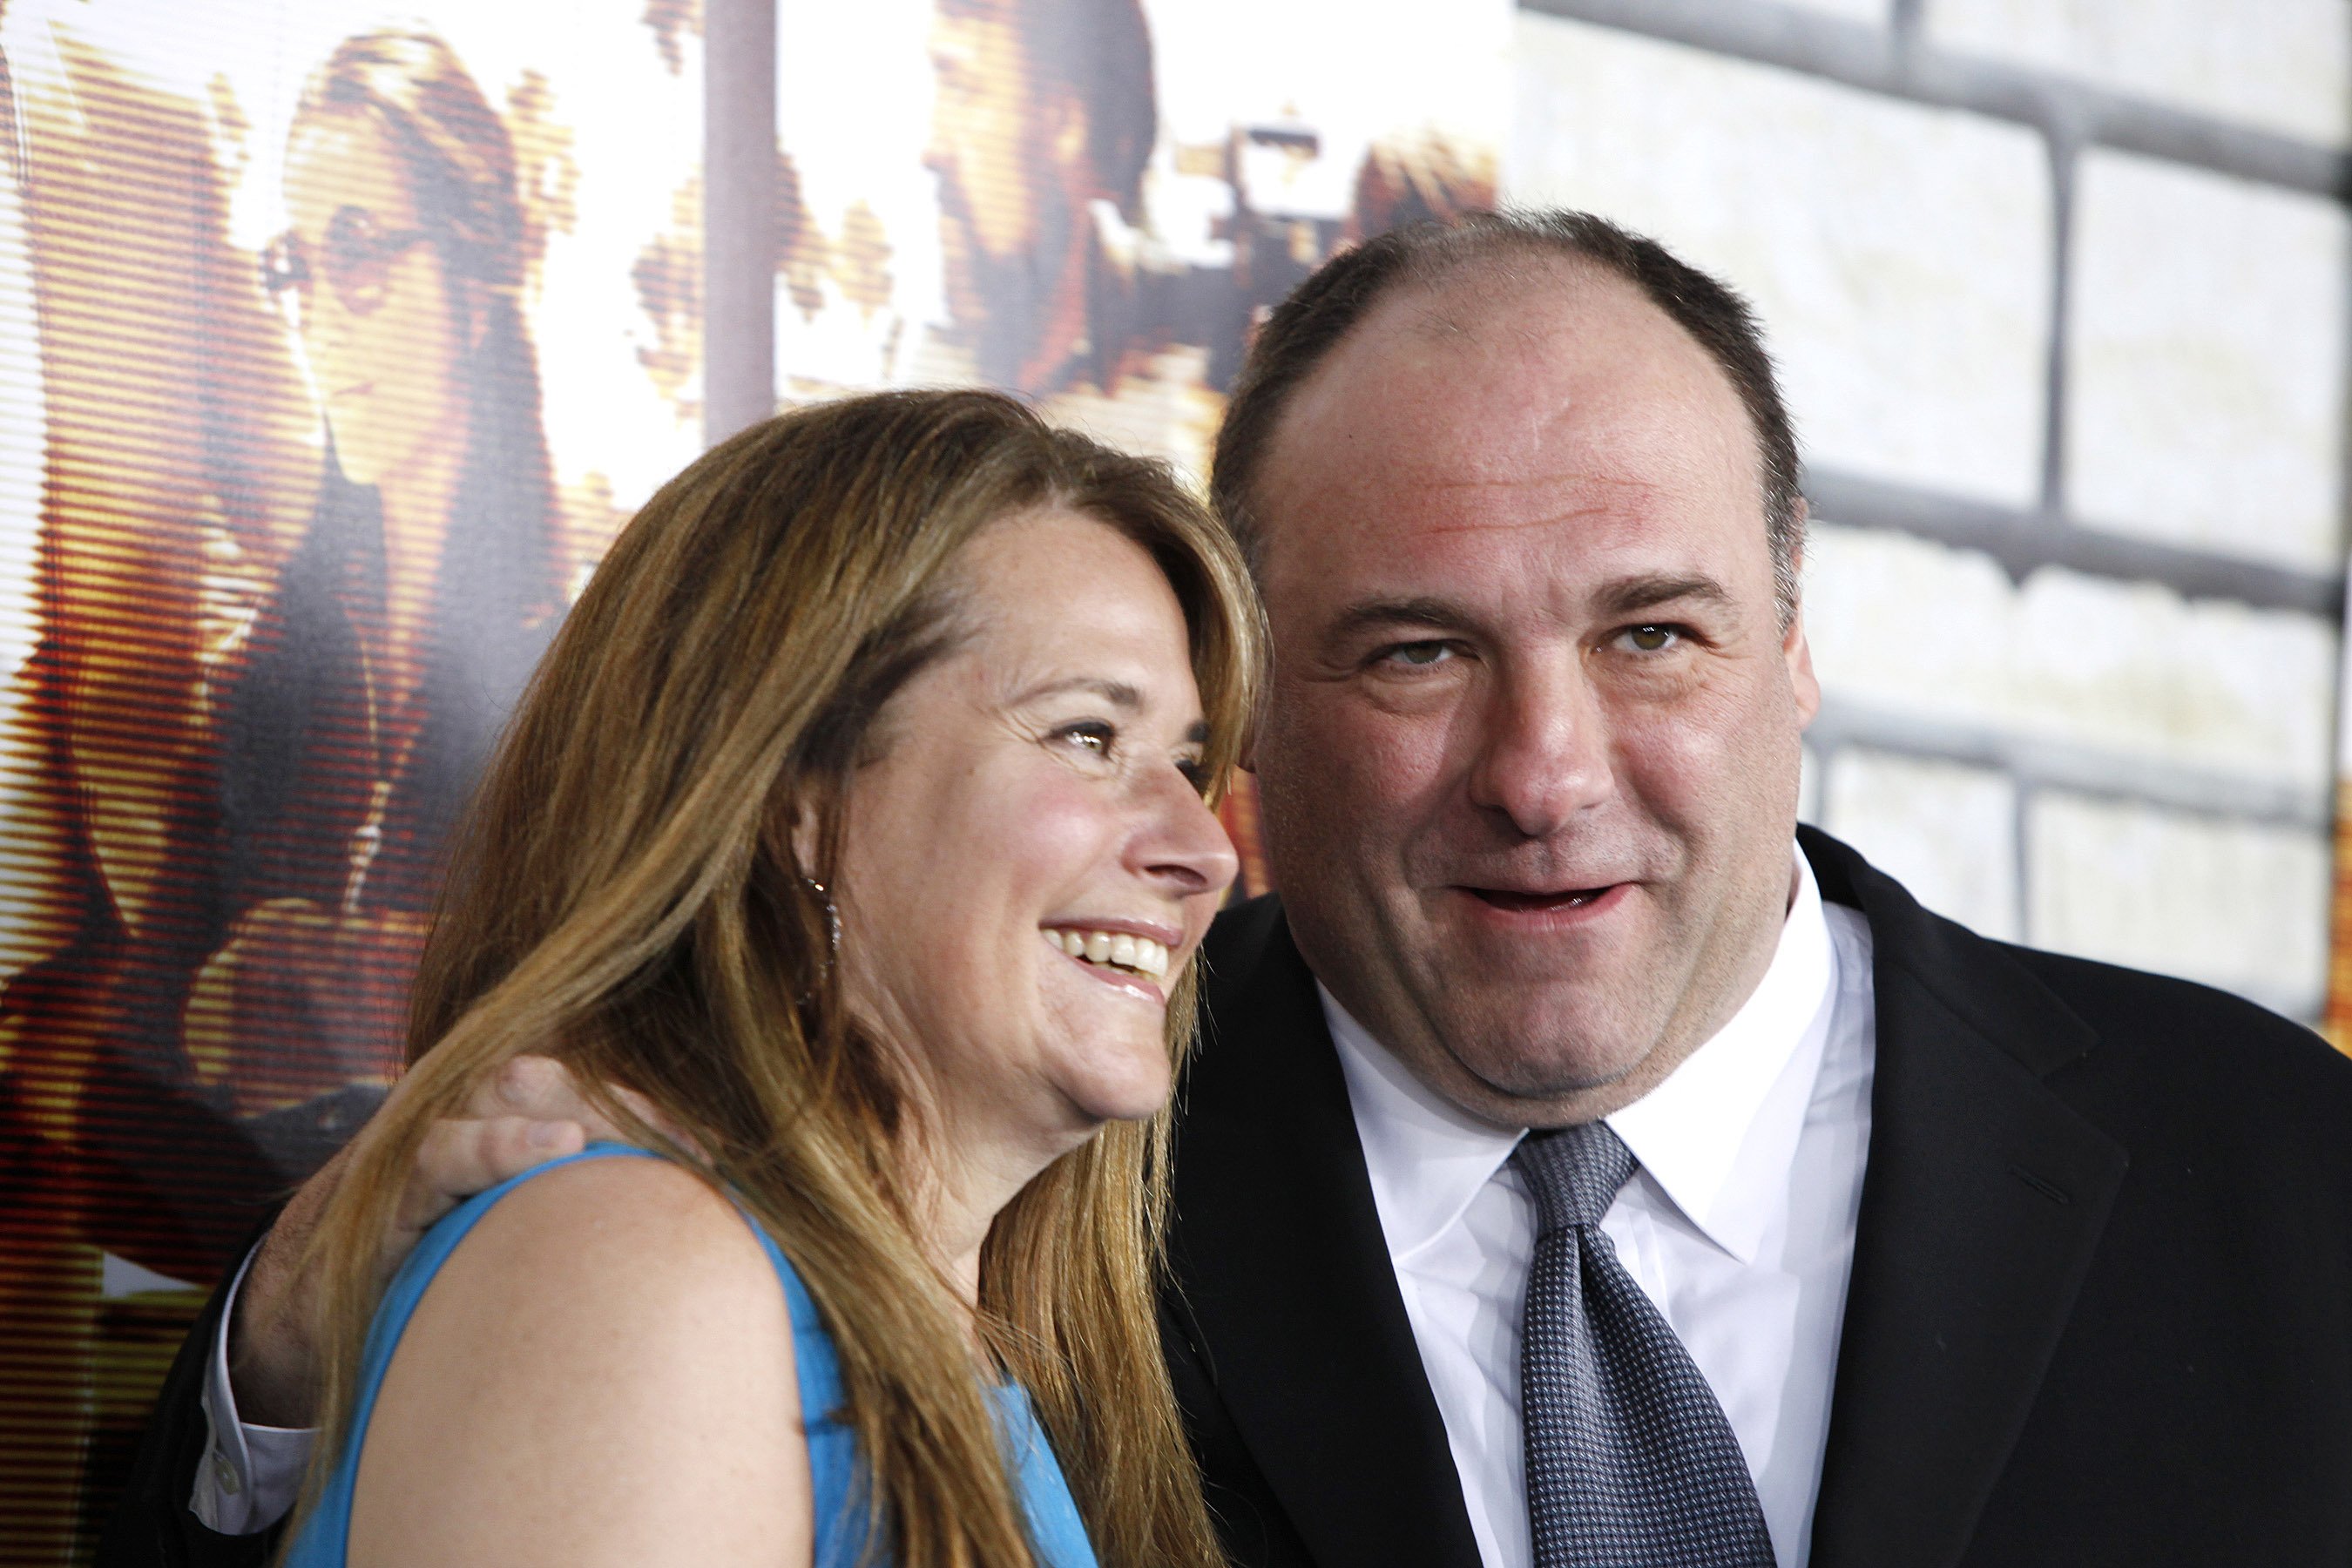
347, 1155, 811, 1568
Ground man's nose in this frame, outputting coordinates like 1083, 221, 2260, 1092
1463, 660, 1615, 839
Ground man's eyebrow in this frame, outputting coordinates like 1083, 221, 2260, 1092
1013, 675, 1146, 709
1595, 574, 1736, 618
1324, 596, 1477, 641
1325, 578, 1736, 638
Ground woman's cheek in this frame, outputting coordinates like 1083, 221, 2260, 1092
1007, 774, 1124, 889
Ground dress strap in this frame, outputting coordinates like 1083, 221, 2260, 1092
722, 1178, 867, 1565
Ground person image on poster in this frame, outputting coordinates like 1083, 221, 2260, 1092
909, 0, 1496, 484
0, 25, 565, 1287
923, 0, 1159, 398
213, 27, 566, 1131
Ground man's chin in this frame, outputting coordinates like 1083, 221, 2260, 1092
1424, 997, 1671, 1108
1386, 1040, 1658, 1131
1456, 1044, 1650, 1105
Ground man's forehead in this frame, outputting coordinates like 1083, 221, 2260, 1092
1286, 281, 1749, 494
1273, 284, 1750, 496
1249, 262, 1775, 611
1287, 482, 1729, 600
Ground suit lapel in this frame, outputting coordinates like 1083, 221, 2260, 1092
1172, 898, 1485, 1568
1801, 830, 2129, 1568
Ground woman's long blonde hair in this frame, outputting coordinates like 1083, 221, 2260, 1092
293, 389, 1260, 1567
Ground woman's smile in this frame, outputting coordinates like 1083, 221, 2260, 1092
1042, 922, 1182, 1003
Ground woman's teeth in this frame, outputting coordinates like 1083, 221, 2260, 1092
1046, 928, 1170, 980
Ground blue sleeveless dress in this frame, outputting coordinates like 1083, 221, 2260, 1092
281, 1144, 1098, 1567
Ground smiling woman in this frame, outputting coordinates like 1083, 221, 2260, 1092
835, 510, 1236, 1161
275, 389, 1260, 1568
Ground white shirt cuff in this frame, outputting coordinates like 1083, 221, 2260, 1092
191, 1243, 317, 1534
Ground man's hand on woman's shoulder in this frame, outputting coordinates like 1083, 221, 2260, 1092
227, 1055, 666, 1428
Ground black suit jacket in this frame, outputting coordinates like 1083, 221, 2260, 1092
1162, 827, 2352, 1568
103, 829, 2352, 1567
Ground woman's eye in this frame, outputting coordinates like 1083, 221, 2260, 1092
1176, 755, 1210, 792
1057, 721, 1115, 757
1621, 625, 1680, 653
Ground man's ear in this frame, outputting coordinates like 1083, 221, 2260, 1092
1782, 498, 1821, 727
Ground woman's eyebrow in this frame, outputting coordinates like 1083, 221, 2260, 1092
1013, 675, 1145, 710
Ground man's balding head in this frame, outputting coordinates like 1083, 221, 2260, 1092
1213, 210, 1804, 626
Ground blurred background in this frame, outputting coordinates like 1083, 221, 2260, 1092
0, 0, 2340, 1559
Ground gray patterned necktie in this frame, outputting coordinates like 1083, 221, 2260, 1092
1514, 1123, 1777, 1567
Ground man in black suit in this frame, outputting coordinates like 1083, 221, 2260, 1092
106, 211, 2352, 1568
1154, 212, 2352, 1568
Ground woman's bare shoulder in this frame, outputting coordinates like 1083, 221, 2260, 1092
436, 1152, 784, 1319
348, 1153, 814, 1568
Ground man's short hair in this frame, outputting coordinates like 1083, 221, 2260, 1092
1210, 210, 1806, 624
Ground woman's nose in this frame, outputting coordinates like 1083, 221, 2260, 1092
1133, 767, 1240, 901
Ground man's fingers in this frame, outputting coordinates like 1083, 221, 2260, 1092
397, 1114, 585, 1234
390, 1059, 698, 1256
460, 1054, 698, 1156
466, 1053, 595, 1122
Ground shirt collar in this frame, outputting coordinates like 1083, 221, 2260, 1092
1603, 849, 1837, 1262
1327, 845, 1840, 1267
1328, 979, 1522, 1265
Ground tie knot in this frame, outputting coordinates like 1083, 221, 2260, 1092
1512, 1122, 1636, 1235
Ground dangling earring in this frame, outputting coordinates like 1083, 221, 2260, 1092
806, 876, 841, 958
797, 876, 841, 1010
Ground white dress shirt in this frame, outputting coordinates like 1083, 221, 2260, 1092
193, 1245, 312, 1531
1328, 848, 1876, 1568
197, 847, 1878, 1544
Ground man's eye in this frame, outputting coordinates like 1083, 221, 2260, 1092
1378, 641, 1454, 668
1621, 625, 1680, 652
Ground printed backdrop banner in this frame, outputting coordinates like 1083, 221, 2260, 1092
0, 0, 1508, 1556
0, 0, 700, 1555
769, 0, 1509, 472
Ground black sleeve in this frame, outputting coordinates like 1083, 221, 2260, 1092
93, 1230, 288, 1568
1159, 1289, 1317, 1568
